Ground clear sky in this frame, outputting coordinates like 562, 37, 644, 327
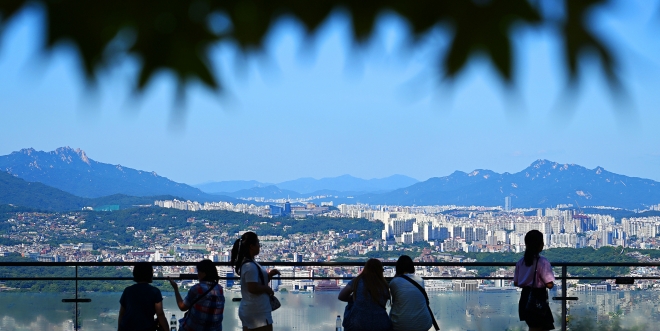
0, 1, 659, 185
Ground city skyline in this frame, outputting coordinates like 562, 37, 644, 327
1, 1, 659, 185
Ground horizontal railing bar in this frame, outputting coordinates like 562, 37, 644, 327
2, 276, 659, 281
1, 262, 659, 267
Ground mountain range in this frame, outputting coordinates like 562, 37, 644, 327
354, 160, 660, 209
195, 174, 419, 195
0, 147, 235, 203
1, 147, 659, 210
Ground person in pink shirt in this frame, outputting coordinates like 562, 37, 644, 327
513, 230, 555, 331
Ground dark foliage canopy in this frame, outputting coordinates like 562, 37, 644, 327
0, 0, 624, 97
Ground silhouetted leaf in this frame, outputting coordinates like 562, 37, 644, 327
562, 0, 620, 88
444, 0, 540, 82
0, 0, 623, 101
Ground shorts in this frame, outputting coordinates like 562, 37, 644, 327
238, 309, 273, 329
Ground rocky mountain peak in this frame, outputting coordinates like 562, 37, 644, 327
17, 148, 36, 155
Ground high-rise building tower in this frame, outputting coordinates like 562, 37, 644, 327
504, 196, 512, 212
284, 201, 291, 216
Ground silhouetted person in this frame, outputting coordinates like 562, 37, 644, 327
118, 262, 168, 331
514, 230, 555, 331
169, 259, 225, 331
230, 231, 280, 331
338, 258, 393, 331
389, 255, 434, 331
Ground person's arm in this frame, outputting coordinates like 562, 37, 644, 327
512, 264, 519, 287
117, 305, 124, 331
388, 278, 398, 305
168, 278, 189, 311
155, 301, 168, 331
540, 259, 555, 289
246, 282, 274, 296
268, 268, 280, 280
338, 283, 353, 302
244, 264, 274, 295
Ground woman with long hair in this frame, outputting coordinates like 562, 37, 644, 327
169, 259, 225, 331
513, 230, 555, 331
230, 231, 280, 331
118, 262, 168, 331
338, 258, 393, 331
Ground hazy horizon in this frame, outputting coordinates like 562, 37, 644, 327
5, 146, 657, 190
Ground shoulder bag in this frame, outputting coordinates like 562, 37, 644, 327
245, 260, 281, 311
396, 275, 440, 331
525, 257, 549, 317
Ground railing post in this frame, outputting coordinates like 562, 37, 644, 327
75, 265, 79, 331
561, 265, 567, 331
63, 264, 91, 330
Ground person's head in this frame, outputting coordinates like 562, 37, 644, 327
524, 230, 544, 266
197, 259, 220, 282
133, 262, 153, 283
395, 255, 415, 276
230, 231, 260, 274
354, 258, 389, 304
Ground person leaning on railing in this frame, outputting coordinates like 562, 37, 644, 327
338, 258, 393, 331
169, 259, 225, 331
118, 262, 168, 331
514, 230, 556, 331
389, 255, 434, 331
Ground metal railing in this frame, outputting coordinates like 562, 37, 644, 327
1, 261, 659, 331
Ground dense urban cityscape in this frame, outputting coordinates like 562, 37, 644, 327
155, 198, 660, 251
3, 192, 660, 330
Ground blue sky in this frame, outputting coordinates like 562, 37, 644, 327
1, 1, 659, 185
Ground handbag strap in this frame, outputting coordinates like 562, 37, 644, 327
243, 259, 268, 286
396, 275, 440, 331
531, 257, 539, 289
188, 281, 218, 309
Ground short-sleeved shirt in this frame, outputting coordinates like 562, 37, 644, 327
239, 260, 271, 314
389, 274, 433, 331
119, 283, 163, 331
513, 256, 555, 288
180, 281, 225, 331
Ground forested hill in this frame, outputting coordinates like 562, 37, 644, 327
82, 207, 381, 245
0, 147, 235, 202
1, 207, 382, 249
0, 170, 85, 210
0, 170, 181, 211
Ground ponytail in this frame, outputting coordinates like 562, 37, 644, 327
230, 231, 259, 275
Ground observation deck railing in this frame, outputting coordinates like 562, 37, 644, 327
1, 261, 659, 331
